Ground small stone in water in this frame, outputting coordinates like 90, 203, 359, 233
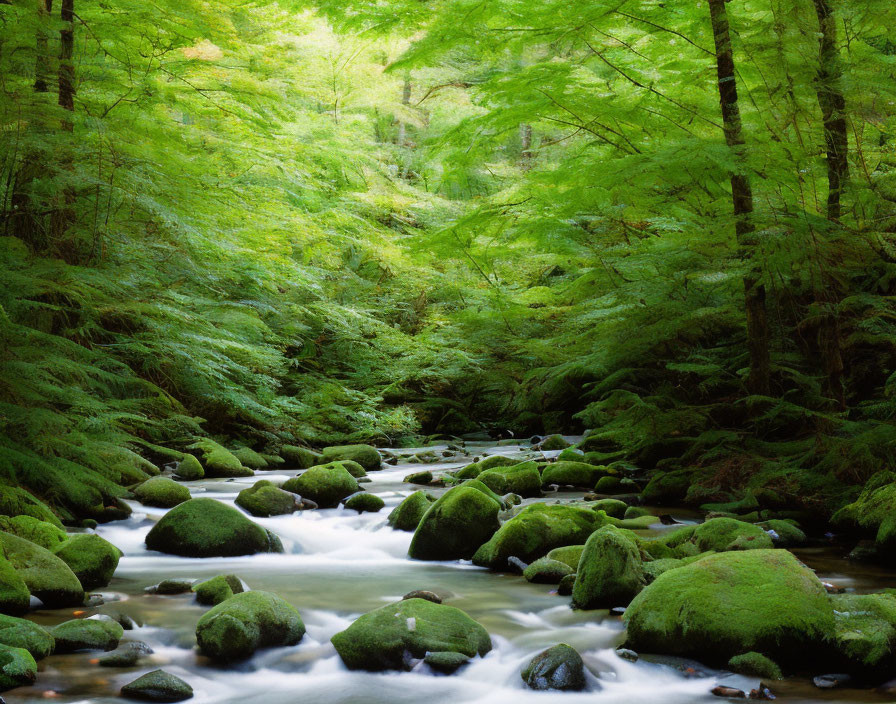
609, 606, 626, 616
147, 579, 194, 595
813, 674, 851, 689
121, 670, 193, 702
424, 651, 469, 673
749, 684, 776, 700
615, 648, 638, 662
507, 556, 528, 573
659, 514, 680, 525
402, 590, 441, 604
711, 685, 746, 698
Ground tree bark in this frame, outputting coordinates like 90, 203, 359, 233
51, 0, 76, 249
34, 0, 54, 92
707, 0, 771, 396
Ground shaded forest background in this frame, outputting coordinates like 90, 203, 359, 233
1, 0, 895, 521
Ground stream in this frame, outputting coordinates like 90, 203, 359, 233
4, 441, 894, 704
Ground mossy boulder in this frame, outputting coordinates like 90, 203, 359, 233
546, 544, 585, 571
540, 435, 571, 451
281, 464, 359, 508
424, 650, 470, 673
472, 504, 604, 570
521, 643, 586, 691
455, 455, 521, 480
541, 462, 608, 488
195, 591, 305, 662
52, 533, 122, 590
403, 470, 433, 485
477, 461, 541, 497
387, 491, 435, 531
331, 598, 491, 671
174, 454, 204, 481
624, 549, 835, 665
0, 516, 66, 551
758, 520, 806, 547
231, 447, 268, 470
728, 651, 782, 680
334, 460, 367, 478
624, 506, 651, 520
0, 554, 30, 615
831, 471, 896, 534
51, 616, 123, 652
235, 481, 297, 517
693, 518, 774, 552
192, 575, 244, 606
279, 445, 322, 469
594, 476, 624, 494
589, 498, 627, 518
145, 498, 282, 557
523, 557, 574, 584
0, 484, 62, 528
0, 645, 36, 692
557, 448, 585, 462
0, 531, 83, 608
572, 525, 645, 609
320, 444, 382, 471
462, 479, 508, 507
134, 477, 191, 508
408, 486, 501, 561
0, 614, 54, 660
640, 469, 692, 505
343, 492, 384, 513
186, 439, 252, 478
121, 669, 194, 702
829, 592, 896, 675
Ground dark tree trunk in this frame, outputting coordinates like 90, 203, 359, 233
51, 0, 76, 248
520, 124, 533, 169
34, 0, 53, 92
707, 0, 771, 395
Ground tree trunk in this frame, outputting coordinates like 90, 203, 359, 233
520, 123, 533, 169
51, 0, 76, 249
707, 0, 771, 396
396, 74, 411, 146
34, 0, 54, 93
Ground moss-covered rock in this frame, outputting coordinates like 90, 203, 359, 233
540, 435, 571, 451
281, 464, 359, 508
231, 447, 268, 470
454, 455, 521, 480
829, 592, 896, 675
0, 531, 83, 608
0, 614, 54, 660
331, 598, 491, 671
173, 454, 204, 481
541, 462, 608, 488
51, 616, 123, 652
387, 491, 436, 531
557, 448, 585, 462
831, 471, 896, 534
472, 504, 604, 570
521, 643, 586, 691
0, 516, 66, 551
623, 506, 651, 519
403, 470, 433, 485
0, 553, 30, 615
523, 557, 574, 584
52, 533, 122, 591
462, 479, 508, 507
343, 492, 385, 513
546, 545, 585, 571
728, 651, 782, 680
320, 444, 382, 471
279, 445, 322, 469
692, 518, 774, 552
235, 481, 297, 517
424, 650, 470, 673
196, 591, 305, 662
589, 498, 627, 518
121, 669, 194, 702
192, 575, 244, 606
186, 439, 252, 478
572, 525, 645, 609
408, 486, 501, 561
335, 460, 367, 478
145, 498, 282, 558
594, 476, 623, 494
0, 645, 36, 692
134, 477, 191, 508
624, 550, 835, 665
640, 469, 692, 505
477, 461, 541, 497
0, 484, 62, 528
758, 520, 806, 547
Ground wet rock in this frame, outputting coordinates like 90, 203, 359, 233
331, 598, 491, 671
477, 461, 542, 498
145, 498, 283, 558
757, 520, 806, 547
541, 462, 609, 489
320, 444, 382, 471
624, 506, 651, 519
281, 464, 360, 509
112, 613, 140, 630
0, 614, 54, 660
424, 650, 469, 673
408, 486, 501, 561
0, 645, 36, 692
692, 518, 774, 552
343, 492, 385, 513
121, 669, 193, 702
523, 558, 574, 584
659, 514, 680, 525
589, 499, 627, 518
847, 540, 879, 562
192, 575, 244, 606
521, 643, 587, 691
454, 455, 521, 480
546, 545, 585, 570
402, 590, 441, 604
133, 477, 191, 508
279, 445, 322, 469
403, 471, 433, 485
712, 685, 746, 698
813, 673, 851, 689
387, 491, 436, 532
196, 591, 305, 662
235, 481, 298, 517
173, 455, 204, 481
186, 439, 252, 478
728, 652, 782, 680
557, 574, 576, 596
0, 554, 30, 615
539, 435, 571, 451
98, 641, 153, 667
506, 556, 528, 573
610, 606, 627, 616
616, 647, 638, 662
147, 579, 194, 595
52, 533, 122, 591
502, 493, 522, 506
51, 616, 123, 652
0, 531, 84, 608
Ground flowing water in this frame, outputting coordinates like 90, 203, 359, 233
4, 442, 893, 704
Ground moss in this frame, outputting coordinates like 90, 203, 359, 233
461, 479, 507, 507
624, 550, 835, 665
52, 533, 122, 590
521, 643, 586, 691
279, 445, 322, 469
472, 504, 605, 569
0, 553, 30, 615
557, 448, 585, 462
331, 598, 491, 671
120, 669, 193, 702
640, 469, 692, 505
728, 652, 783, 680
335, 460, 367, 478
281, 464, 359, 508
523, 557, 574, 584
235, 481, 297, 517
231, 447, 268, 470
692, 518, 774, 552
594, 476, 623, 494
193, 574, 244, 606
174, 454, 204, 481
409, 486, 501, 561
0, 645, 37, 692
455, 455, 521, 480
320, 445, 381, 471
403, 470, 433, 485
701, 493, 760, 515
145, 498, 282, 557
829, 592, 896, 674
260, 454, 285, 466
541, 461, 609, 488
589, 498, 627, 518
540, 435, 571, 451
51, 617, 123, 652
186, 439, 252, 478
0, 484, 62, 528
0, 531, 83, 607
424, 650, 470, 673
624, 506, 651, 519
572, 525, 645, 609
0, 516, 66, 551
642, 554, 708, 581
343, 492, 384, 513
758, 520, 806, 547
0, 614, 54, 659
477, 461, 541, 497
196, 591, 305, 662
387, 491, 435, 531
546, 544, 585, 570
134, 477, 191, 508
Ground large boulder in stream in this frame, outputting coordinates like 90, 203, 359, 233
196, 591, 305, 662
624, 549, 834, 665
541, 461, 609, 488
331, 598, 492, 671
235, 481, 298, 517
521, 643, 587, 691
387, 491, 436, 531
279, 445, 322, 469
145, 498, 283, 558
320, 444, 382, 471
186, 439, 253, 478
133, 477, 191, 508
281, 464, 359, 508
0, 553, 31, 615
477, 461, 541, 497
51, 616, 123, 652
454, 455, 521, 480
0, 531, 84, 608
408, 486, 501, 561
121, 669, 194, 702
0, 614, 55, 660
572, 525, 645, 609
0, 644, 37, 692
52, 533, 122, 591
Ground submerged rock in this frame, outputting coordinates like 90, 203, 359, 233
408, 486, 501, 561
235, 481, 297, 517
331, 598, 491, 671
196, 591, 305, 662
52, 533, 122, 591
281, 464, 359, 509
0, 531, 84, 608
387, 491, 436, 531
0, 614, 54, 660
145, 498, 282, 558
572, 525, 645, 609
51, 616, 123, 652
133, 477, 191, 508
121, 670, 193, 702
320, 444, 382, 471
521, 643, 587, 691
